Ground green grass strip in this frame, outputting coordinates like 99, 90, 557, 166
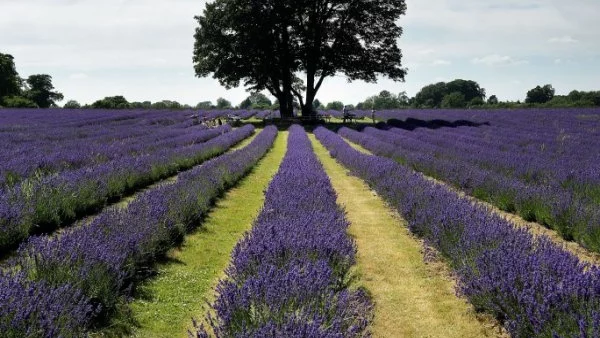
310, 134, 501, 338
128, 131, 288, 338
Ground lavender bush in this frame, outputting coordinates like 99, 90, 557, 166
0, 126, 278, 336
340, 122, 600, 253
0, 124, 248, 254
192, 125, 372, 337
315, 126, 600, 337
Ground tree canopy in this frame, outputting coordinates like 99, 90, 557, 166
358, 90, 410, 110
414, 79, 486, 108
487, 95, 499, 105
92, 96, 130, 109
239, 92, 273, 109
0, 53, 21, 100
25, 74, 64, 108
526, 84, 555, 104
196, 101, 213, 109
325, 101, 344, 111
441, 92, 466, 108
193, 0, 407, 118
63, 100, 81, 109
216, 97, 232, 109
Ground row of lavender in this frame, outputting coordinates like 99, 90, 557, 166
0, 109, 261, 184
382, 109, 600, 194
371, 109, 600, 194
1, 110, 196, 183
340, 112, 600, 251
315, 126, 600, 337
192, 126, 371, 337
340, 126, 600, 247
0, 124, 251, 254
0, 126, 278, 337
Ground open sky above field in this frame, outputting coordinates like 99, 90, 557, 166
1, 0, 599, 106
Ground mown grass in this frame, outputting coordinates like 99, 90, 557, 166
127, 131, 287, 338
344, 136, 600, 266
310, 134, 502, 338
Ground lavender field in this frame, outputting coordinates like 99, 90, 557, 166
1, 108, 600, 337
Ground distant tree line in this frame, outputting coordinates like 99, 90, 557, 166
0, 53, 63, 108
3, 52, 598, 111
337, 80, 600, 110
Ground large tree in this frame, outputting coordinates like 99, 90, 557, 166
193, 0, 407, 118
414, 79, 486, 108
0, 53, 22, 100
26, 74, 64, 108
525, 84, 555, 104
92, 95, 130, 109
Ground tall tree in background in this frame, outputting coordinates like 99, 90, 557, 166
26, 74, 64, 108
216, 97, 232, 109
193, 0, 407, 118
525, 84, 555, 104
0, 53, 22, 100
414, 79, 486, 108
240, 92, 273, 109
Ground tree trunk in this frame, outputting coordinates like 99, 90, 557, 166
302, 88, 316, 117
279, 87, 294, 118
278, 92, 294, 118
279, 24, 294, 119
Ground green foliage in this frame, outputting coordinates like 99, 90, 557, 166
63, 100, 81, 109
441, 92, 466, 108
445, 79, 486, 103
25, 74, 64, 108
239, 92, 272, 109
196, 101, 213, 109
567, 90, 600, 106
525, 84, 555, 104
468, 97, 485, 107
414, 82, 447, 108
151, 100, 182, 110
487, 95, 499, 105
92, 96, 130, 109
239, 97, 252, 109
414, 79, 485, 108
130, 101, 152, 109
216, 97, 232, 109
326, 101, 344, 111
1, 95, 38, 108
360, 90, 411, 109
313, 99, 323, 110
0, 53, 22, 99
193, 0, 407, 117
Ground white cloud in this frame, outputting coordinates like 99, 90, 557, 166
1, 0, 599, 104
69, 73, 88, 80
417, 48, 436, 55
432, 59, 451, 66
472, 54, 528, 66
548, 35, 579, 43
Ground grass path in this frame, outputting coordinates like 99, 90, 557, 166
344, 136, 600, 265
128, 131, 287, 338
0, 129, 260, 266
311, 134, 501, 338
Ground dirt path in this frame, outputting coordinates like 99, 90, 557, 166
343, 137, 600, 266
311, 135, 502, 338
128, 131, 287, 338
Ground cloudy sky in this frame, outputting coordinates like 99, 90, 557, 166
1, 0, 599, 106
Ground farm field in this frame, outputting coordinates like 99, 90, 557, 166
1, 108, 600, 337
